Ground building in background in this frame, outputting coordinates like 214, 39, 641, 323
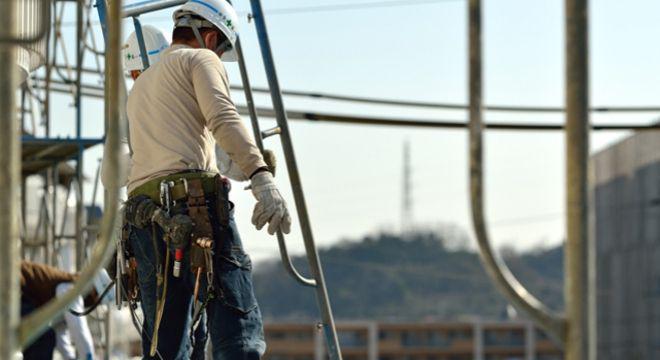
591, 131, 660, 360
263, 321, 562, 360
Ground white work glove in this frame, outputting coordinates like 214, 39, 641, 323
250, 171, 292, 235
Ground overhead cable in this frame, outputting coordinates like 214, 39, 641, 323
258, 0, 461, 16
31, 79, 659, 131
236, 106, 660, 131
231, 85, 660, 113
60, 0, 459, 27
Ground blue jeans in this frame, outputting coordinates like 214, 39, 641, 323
128, 201, 266, 360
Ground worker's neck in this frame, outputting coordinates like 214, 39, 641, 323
172, 39, 201, 48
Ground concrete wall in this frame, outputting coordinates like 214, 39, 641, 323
591, 131, 660, 360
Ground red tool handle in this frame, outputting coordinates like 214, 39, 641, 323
173, 249, 184, 278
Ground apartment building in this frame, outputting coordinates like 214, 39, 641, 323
591, 131, 660, 359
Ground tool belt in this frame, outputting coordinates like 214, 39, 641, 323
122, 170, 232, 291
128, 170, 230, 226
130, 171, 217, 204
125, 170, 231, 356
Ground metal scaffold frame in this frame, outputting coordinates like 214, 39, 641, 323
2, 0, 643, 358
0, 0, 123, 357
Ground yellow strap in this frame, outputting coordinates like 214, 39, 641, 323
150, 240, 170, 357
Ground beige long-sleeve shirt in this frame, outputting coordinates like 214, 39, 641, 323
126, 44, 265, 192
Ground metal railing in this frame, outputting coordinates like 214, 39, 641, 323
247, 1, 343, 357
467, 0, 594, 359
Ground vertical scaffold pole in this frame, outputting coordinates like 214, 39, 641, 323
467, 0, 565, 344
565, 0, 594, 359
249, 1, 342, 358
0, 0, 21, 357
75, 0, 85, 271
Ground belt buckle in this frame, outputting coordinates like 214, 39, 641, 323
159, 180, 174, 213
169, 178, 189, 207
181, 178, 189, 195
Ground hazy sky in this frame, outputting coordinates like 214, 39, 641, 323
46, 0, 660, 263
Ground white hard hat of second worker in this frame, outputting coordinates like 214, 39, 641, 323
123, 25, 169, 71
172, 0, 239, 62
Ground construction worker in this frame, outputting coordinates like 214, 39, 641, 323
20, 261, 115, 360
123, 0, 291, 358
105, 25, 278, 358
123, 24, 169, 80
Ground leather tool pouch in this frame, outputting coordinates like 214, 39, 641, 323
187, 179, 215, 272
215, 176, 230, 228
120, 220, 140, 301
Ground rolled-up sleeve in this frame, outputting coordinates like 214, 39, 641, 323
191, 50, 266, 177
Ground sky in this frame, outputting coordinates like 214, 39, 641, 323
42, 0, 660, 264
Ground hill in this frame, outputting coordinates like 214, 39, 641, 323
253, 231, 564, 322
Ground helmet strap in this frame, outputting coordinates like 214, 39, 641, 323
214, 40, 232, 56
176, 15, 231, 56
189, 20, 207, 49
176, 15, 207, 48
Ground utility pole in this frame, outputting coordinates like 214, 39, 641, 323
0, 0, 21, 357
565, 0, 594, 359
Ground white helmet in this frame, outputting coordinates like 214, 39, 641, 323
123, 25, 169, 71
172, 0, 239, 62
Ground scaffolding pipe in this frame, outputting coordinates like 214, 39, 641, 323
122, 0, 185, 18
51, 164, 59, 266
467, 0, 566, 344
18, 0, 123, 347
565, 0, 594, 358
231, 22, 315, 287
249, 1, 342, 358
132, 17, 150, 70
0, 0, 21, 356
75, 0, 85, 271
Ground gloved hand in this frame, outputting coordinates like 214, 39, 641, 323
250, 171, 291, 235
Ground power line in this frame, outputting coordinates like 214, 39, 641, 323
258, 0, 462, 16
33, 79, 660, 131
58, 0, 459, 27
34, 75, 660, 114
230, 85, 660, 113
241, 106, 660, 131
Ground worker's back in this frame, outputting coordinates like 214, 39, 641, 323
126, 44, 219, 192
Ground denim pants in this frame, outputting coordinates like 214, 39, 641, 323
128, 199, 266, 360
